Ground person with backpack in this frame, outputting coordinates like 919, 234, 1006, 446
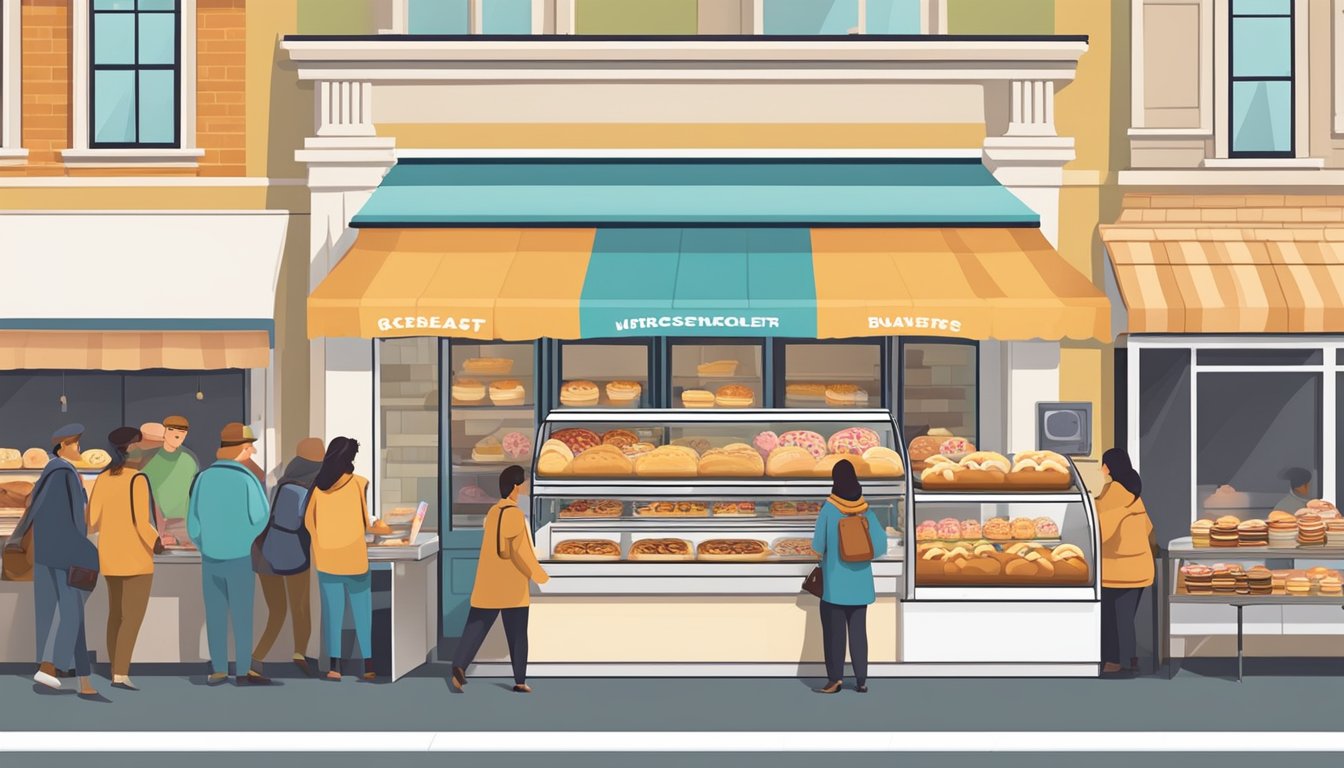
303, 437, 377, 682
250, 437, 324, 678
87, 426, 162, 691
810, 459, 887, 695
450, 465, 548, 694
188, 423, 270, 686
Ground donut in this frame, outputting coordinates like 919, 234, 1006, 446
827, 427, 882, 456
501, 431, 532, 460
777, 430, 827, 461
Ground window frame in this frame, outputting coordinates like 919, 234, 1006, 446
1226, 0, 1295, 159
88, 0, 183, 149
0, 0, 25, 161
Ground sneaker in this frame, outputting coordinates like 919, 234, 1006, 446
33, 662, 61, 690
206, 673, 229, 686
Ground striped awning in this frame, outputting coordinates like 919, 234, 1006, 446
1102, 227, 1344, 333
0, 331, 271, 371
308, 227, 1110, 342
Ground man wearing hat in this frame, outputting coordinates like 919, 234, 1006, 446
1275, 467, 1315, 515
142, 416, 198, 546
7, 424, 98, 696
187, 423, 271, 686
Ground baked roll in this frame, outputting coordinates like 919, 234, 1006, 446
569, 445, 634, 476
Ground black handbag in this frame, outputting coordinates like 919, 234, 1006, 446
802, 566, 824, 598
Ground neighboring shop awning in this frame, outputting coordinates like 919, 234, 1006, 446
1102, 197, 1344, 333
0, 211, 288, 370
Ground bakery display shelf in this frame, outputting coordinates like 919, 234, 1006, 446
451, 463, 530, 472
449, 406, 535, 416
912, 491, 1080, 504
450, 371, 533, 380
1170, 594, 1344, 606
381, 398, 436, 408
915, 537, 1064, 546
549, 517, 827, 529
534, 479, 905, 498
912, 585, 1096, 601
0, 467, 102, 476
385, 435, 440, 448
1167, 537, 1344, 559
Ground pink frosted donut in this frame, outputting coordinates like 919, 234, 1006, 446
778, 430, 827, 461
753, 431, 780, 459
502, 431, 533, 460
936, 518, 962, 539
827, 427, 881, 456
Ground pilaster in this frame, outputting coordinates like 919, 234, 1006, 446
982, 79, 1076, 249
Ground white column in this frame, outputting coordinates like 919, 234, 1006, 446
981, 79, 1075, 248
1002, 341, 1062, 455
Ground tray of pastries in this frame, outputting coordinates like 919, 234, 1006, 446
918, 450, 1073, 491
916, 541, 1090, 585
772, 537, 820, 560
552, 539, 622, 561
697, 539, 772, 562
635, 501, 709, 518
769, 501, 823, 518
557, 499, 624, 519
628, 538, 695, 561
712, 501, 757, 517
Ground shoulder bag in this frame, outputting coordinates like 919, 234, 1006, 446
63, 468, 100, 592
801, 566, 824, 598
496, 503, 521, 559
131, 473, 166, 555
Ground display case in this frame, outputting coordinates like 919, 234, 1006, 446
668, 340, 765, 409
0, 467, 100, 538
529, 409, 906, 594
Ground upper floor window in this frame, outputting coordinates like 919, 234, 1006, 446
407, 0, 534, 34
764, 0, 921, 35
1229, 0, 1294, 157
90, 0, 181, 148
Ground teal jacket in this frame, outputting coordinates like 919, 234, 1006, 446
187, 460, 268, 561
812, 496, 888, 606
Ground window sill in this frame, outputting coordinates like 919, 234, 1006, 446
1202, 157, 1326, 170
61, 148, 205, 169
0, 148, 28, 166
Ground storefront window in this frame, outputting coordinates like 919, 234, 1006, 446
1196, 371, 1321, 518
778, 341, 882, 408
669, 341, 764, 409
123, 371, 247, 465
379, 338, 441, 533
447, 341, 535, 529
557, 341, 651, 409
901, 341, 977, 453
1138, 349, 1192, 543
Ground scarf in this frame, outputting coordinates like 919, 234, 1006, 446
828, 494, 869, 515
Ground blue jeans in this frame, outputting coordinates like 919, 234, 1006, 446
318, 571, 372, 660
201, 556, 255, 676
33, 564, 90, 676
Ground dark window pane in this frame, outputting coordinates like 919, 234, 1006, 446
1139, 349, 1191, 544
1197, 348, 1321, 366
0, 373, 124, 458
123, 371, 247, 467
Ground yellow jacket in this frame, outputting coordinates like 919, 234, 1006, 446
470, 498, 548, 609
1097, 482, 1154, 588
88, 469, 157, 577
304, 474, 371, 576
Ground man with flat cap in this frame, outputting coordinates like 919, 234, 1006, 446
7, 424, 98, 697
142, 416, 198, 547
1275, 467, 1314, 514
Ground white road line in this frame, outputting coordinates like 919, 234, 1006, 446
3, 732, 1344, 753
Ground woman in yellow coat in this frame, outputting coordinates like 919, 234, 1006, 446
1096, 447, 1154, 676
88, 426, 160, 690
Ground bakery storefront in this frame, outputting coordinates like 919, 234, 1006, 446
310, 158, 1112, 676
0, 211, 288, 666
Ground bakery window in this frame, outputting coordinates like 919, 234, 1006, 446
901, 340, 978, 471
556, 340, 653, 410
448, 341, 536, 529
669, 340, 764, 409
379, 338, 441, 533
1137, 348, 1192, 547
776, 340, 885, 409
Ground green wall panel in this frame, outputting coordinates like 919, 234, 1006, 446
575, 0, 698, 35
946, 0, 1054, 35
297, 0, 377, 35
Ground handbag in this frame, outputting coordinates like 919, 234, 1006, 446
802, 565, 824, 598
63, 470, 100, 592
131, 473, 165, 555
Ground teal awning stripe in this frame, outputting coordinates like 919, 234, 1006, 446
351, 159, 1039, 227
579, 228, 818, 339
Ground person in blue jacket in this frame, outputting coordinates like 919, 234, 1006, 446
811, 458, 887, 695
188, 423, 270, 686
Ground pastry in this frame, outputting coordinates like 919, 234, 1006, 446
960, 519, 982, 540
696, 539, 770, 561
954, 451, 1010, 487
1233, 568, 1250, 595
681, 389, 716, 408
629, 538, 694, 561
451, 378, 486, 403
1211, 565, 1239, 594
471, 436, 505, 463
1190, 519, 1214, 547
915, 522, 939, 541
766, 446, 816, 477
462, 357, 513, 375
785, 384, 827, 404
1182, 564, 1213, 594
696, 360, 739, 376
1007, 450, 1072, 488
536, 439, 574, 475
827, 427, 881, 456
983, 517, 1011, 541
569, 445, 634, 476
860, 446, 904, 478
21, 448, 48, 470
773, 538, 819, 559
919, 455, 960, 487
771, 500, 821, 517
601, 429, 639, 448
753, 431, 779, 459
0, 480, 34, 509
605, 380, 642, 406
552, 539, 621, 561
812, 453, 869, 478
559, 380, 600, 407
1287, 575, 1312, 596
1204, 484, 1250, 509
1326, 519, 1344, 545
621, 442, 656, 459
0, 448, 20, 470
488, 379, 526, 406
550, 428, 601, 455
1266, 512, 1297, 547
698, 444, 765, 477
1010, 517, 1037, 540
634, 445, 699, 477
501, 431, 532, 460
824, 384, 868, 407
1320, 576, 1343, 596
907, 429, 953, 470
1034, 517, 1061, 539
558, 499, 623, 519
1237, 519, 1268, 547
777, 430, 827, 461
78, 449, 111, 470
635, 501, 709, 518
939, 437, 974, 457
1248, 566, 1274, 595
1308, 499, 1340, 519
670, 437, 713, 455
936, 517, 961, 540
1298, 512, 1327, 546
456, 485, 492, 504
1210, 516, 1240, 548
712, 501, 757, 517
714, 385, 755, 408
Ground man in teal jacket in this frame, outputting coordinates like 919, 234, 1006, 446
188, 423, 270, 686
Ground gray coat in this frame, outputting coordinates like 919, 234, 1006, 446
11, 457, 90, 569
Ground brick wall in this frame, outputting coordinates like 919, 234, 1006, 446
4, 0, 248, 177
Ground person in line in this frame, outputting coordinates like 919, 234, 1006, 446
811, 459, 887, 695
1097, 447, 1154, 677
188, 423, 270, 686
88, 426, 159, 691
304, 437, 377, 682
252, 437, 324, 678
1274, 466, 1313, 514
450, 466, 549, 694
11, 424, 97, 697
142, 416, 197, 548
125, 422, 164, 471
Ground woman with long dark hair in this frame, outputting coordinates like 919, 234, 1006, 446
303, 437, 376, 682
810, 459, 887, 694
1097, 447, 1153, 676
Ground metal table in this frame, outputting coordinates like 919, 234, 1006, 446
1168, 594, 1344, 681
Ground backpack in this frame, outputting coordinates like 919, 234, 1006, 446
258, 481, 314, 576
837, 511, 875, 563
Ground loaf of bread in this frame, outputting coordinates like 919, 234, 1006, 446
568, 445, 634, 476
766, 446, 815, 477
634, 445, 699, 477
22, 448, 48, 470
0, 448, 20, 470
697, 444, 765, 477
860, 446, 904, 477
812, 453, 869, 477
536, 439, 574, 476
